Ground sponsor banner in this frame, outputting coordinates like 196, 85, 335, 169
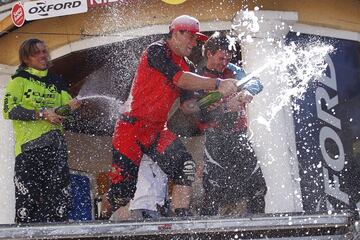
24, 0, 88, 21
289, 32, 360, 212
11, 2, 25, 27
87, 0, 124, 7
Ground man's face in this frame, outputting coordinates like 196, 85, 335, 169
207, 49, 232, 72
173, 30, 198, 56
24, 43, 50, 70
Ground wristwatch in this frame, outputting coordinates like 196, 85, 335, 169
39, 108, 46, 119
215, 78, 221, 90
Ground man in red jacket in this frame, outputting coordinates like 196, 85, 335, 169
108, 15, 237, 216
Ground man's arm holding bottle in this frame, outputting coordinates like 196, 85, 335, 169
39, 87, 82, 124
175, 71, 237, 97
190, 64, 263, 112
176, 63, 264, 127
42, 98, 81, 124
1, 77, 61, 122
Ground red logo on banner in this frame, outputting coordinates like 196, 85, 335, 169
87, 0, 122, 7
11, 2, 25, 27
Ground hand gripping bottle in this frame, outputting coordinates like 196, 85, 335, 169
55, 104, 72, 116
196, 78, 223, 110
196, 91, 222, 110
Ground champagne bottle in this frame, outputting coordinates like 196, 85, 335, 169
55, 104, 72, 116
197, 91, 222, 110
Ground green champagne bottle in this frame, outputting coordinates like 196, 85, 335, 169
197, 91, 222, 110
55, 104, 72, 116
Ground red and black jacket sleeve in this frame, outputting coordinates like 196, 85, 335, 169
147, 41, 182, 83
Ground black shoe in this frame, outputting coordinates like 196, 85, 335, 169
157, 200, 172, 217
130, 209, 160, 220
174, 208, 193, 217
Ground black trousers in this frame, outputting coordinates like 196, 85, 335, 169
201, 130, 267, 216
108, 135, 195, 211
14, 145, 71, 223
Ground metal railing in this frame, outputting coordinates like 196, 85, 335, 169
0, 211, 356, 240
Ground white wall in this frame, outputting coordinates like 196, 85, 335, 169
0, 64, 16, 224
233, 10, 360, 214
233, 10, 303, 213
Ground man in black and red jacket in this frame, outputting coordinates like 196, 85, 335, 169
181, 31, 267, 216
108, 15, 237, 217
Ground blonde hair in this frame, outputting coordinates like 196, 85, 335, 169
18, 38, 51, 69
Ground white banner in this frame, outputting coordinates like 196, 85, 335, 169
24, 0, 88, 21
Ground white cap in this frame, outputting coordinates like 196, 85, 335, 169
169, 15, 208, 41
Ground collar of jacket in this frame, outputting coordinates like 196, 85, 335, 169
203, 66, 224, 78
25, 67, 48, 78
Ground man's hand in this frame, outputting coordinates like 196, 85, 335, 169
69, 98, 82, 111
207, 101, 222, 111
224, 93, 241, 112
223, 90, 253, 112
181, 99, 200, 114
237, 90, 253, 104
218, 79, 237, 97
43, 108, 65, 124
